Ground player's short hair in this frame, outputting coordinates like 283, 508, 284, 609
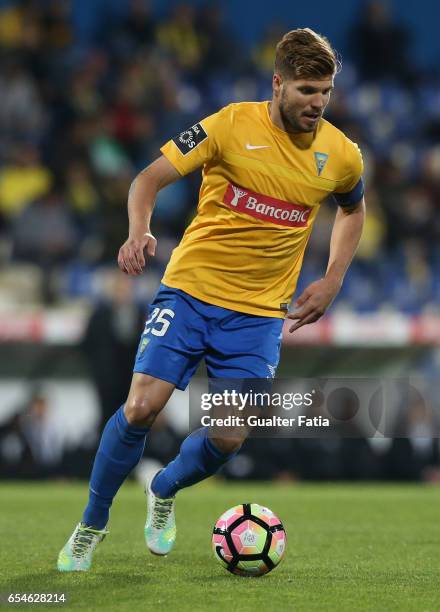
274, 28, 340, 80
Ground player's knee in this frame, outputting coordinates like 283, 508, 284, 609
211, 436, 243, 455
124, 394, 161, 427
124, 374, 174, 427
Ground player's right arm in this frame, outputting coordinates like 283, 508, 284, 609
118, 155, 180, 275
118, 108, 226, 275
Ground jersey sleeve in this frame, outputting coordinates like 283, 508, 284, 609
160, 107, 228, 176
332, 139, 364, 207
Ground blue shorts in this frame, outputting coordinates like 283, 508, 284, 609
133, 284, 284, 390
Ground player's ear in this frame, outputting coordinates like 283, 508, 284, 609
273, 73, 282, 97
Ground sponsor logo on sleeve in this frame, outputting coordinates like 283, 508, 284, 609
172, 123, 208, 155
223, 183, 312, 228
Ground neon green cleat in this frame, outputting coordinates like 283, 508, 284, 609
144, 474, 176, 556
57, 522, 108, 572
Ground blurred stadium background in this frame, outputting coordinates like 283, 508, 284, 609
0, 0, 439, 484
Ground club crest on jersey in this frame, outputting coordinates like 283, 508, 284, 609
314, 152, 328, 176
173, 123, 208, 155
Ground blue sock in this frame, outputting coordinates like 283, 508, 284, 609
82, 406, 149, 529
151, 427, 238, 498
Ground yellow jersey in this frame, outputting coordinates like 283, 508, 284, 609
160, 101, 363, 318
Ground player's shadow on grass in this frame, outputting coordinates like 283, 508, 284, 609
188, 575, 243, 583
5, 568, 158, 592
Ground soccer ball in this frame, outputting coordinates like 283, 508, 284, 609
212, 503, 286, 577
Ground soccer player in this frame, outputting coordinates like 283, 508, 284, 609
57, 28, 365, 571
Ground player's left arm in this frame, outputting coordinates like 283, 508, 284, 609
288, 136, 365, 332
287, 196, 365, 332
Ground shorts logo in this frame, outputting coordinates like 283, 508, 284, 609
223, 183, 311, 227
139, 337, 150, 353
173, 123, 208, 155
267, 364, 276, 378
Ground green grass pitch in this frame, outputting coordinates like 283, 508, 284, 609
1, 481, 440, 611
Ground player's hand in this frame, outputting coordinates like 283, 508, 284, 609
286, 278, 341, 332
117, 232, 157, 275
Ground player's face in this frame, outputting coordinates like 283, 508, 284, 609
275, 76, 334, 133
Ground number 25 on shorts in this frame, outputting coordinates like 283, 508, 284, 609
144, 307, 175, 337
